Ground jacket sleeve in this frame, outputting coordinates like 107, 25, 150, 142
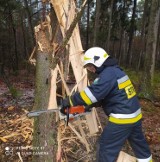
70, 68, 116, 106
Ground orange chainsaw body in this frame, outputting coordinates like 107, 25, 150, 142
65, 105, 85, 114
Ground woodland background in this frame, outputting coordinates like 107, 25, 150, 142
0, 0, 160, 98
0, 0, 160, 162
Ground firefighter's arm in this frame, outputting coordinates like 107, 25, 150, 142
70, 68, 116, 106
60, 68, 116, 115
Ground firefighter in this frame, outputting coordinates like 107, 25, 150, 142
60, 47, 152, 162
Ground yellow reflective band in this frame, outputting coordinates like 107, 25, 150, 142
80, 91, 92, 105
84, 56, 91, 61
69, 97, 73, 106
118, 79, 131, 89
103, 53, 108, 58
109, 113, 142, 124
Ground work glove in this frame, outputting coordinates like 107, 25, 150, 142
60, 97, 71, 115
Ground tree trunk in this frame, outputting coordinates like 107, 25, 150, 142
20, 11, 28, 59
141, 0, 149, 37
155, 15, 160, 66
32, 24, 58, 162
93, 0, 101, 46
141, 0, 160, 99
12, 25, 19, 71
118, 27, 124, 64
86, 0, 90, 50
0, 40, 4, 76
137, 0, 149, 71
24, 0, 36, 47
8, 6, 19, 71
126, 0, 137, 67
150, 7, 160, 82
106, 0, 114, 52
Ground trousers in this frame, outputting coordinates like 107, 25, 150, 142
97, 120, 152, 162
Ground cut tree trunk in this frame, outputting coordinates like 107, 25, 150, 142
32, 23, 58, 162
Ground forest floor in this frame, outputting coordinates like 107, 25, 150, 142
0, 70, 160, 162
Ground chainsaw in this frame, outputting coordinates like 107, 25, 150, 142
27, 105, 91, 125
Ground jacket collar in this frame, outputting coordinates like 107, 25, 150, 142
95, 57, 118, 74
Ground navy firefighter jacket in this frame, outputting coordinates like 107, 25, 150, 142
70, 57, 142, 124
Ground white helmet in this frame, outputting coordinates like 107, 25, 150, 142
84, 47, 109, 67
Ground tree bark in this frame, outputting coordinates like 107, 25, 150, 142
126, 0, 137, 67
24, 0, 36, 46
118, 27, 124, 64
32, 24, 58, 162
93, 0, 101, 46
106, 0, 114, 52
8, 4, 19, 71
155, 15, 160, 66
141, 0, 160, 99
20, 11, 28, 59
86, 0, 90, 50
150, 7, 160, 82
137, 0, 150, 71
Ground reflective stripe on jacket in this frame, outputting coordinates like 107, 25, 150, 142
70, 65, 142, 124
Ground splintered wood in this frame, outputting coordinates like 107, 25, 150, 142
51, 0, 88, 91
50, 0, 99, 136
